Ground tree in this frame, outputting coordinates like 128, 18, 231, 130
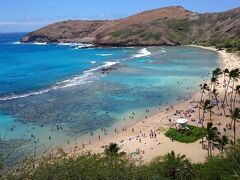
206, 101, 214, 123
230, 108, 240, 145
205, 123, 219, 157
229, 69, 240, 111
104, 143, 121, 156
212, 88, 220, 110
199, 83, 209, 120
217, 135, 228, 156
160, 151, 194, 179
201, 99, 214, 124
210, 68, 222, 97
233, 85, 240, 109
223, 68, 230, 105
212, 68, 222, 78
223, 68, 229, 82
209, 77, 217, 101
223, 69, 239, 107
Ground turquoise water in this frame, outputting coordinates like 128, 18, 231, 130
0, 33, 219, 162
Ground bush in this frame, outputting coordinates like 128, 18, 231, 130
215, 39, 240, 51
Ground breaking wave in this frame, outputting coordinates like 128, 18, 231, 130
96, 54, 113, 56
0, 61, 118, 101
132, 48, 151, 58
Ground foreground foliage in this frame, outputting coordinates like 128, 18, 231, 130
2, 140, 240, 179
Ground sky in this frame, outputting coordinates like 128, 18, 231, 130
0, 0, 240, 32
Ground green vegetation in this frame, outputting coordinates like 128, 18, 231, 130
165, 31, 187, 42
199, 38, 240, 53
164, 125, 205, 143
139, 31, 161, 40
104, 143, 126, 156
152, 18, 192, 32
194, 142, 240, 179
215, 39, 240, 52
111, 31, 123, 37
151, 18, 193, 43
164, 19, 192, 32
3, 141, 240, 179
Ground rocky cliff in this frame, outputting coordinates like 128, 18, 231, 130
21, 6, 240, 46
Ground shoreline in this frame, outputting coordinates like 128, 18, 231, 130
63, 45, 239, 163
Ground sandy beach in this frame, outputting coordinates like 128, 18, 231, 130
64, 45, 240, 163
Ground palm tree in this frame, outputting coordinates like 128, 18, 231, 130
217, 135, 228, 156
211, 76, 218, 89
161, 151, 194, 179
210, 68, 222, 97
230, 108, 240, 145
199, 83, 209, 120
212, 67, 222, 78
223, 68, 230, 105
207, 102, 214, 123
223, 68, 229, 83
104, 143, 121, 156
200, 99, 212, 149
224, 69, 239, 107
205, 122, 219, 157
212, 88, 220, 110
229, 69, 240, 110
200, 83, 209, 101
233, 85, 240, 110
201, 99, 214, 124
209, 76, 218, 101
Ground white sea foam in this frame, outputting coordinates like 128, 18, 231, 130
58, 42, 81, 46
7, 42, 48, 45
6, 41, 21, 45
8, 42, 93, 47
0, 61, 118, 101
72, 44, 93, 50
77, 44, 93, 49
132, 48, 151, 58
96, 54, 113, 56
90, 61, 96, 64
32, 42, 47, 45
13, 41, 21, 45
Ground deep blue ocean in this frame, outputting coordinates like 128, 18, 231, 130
0, 33, 219, 162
